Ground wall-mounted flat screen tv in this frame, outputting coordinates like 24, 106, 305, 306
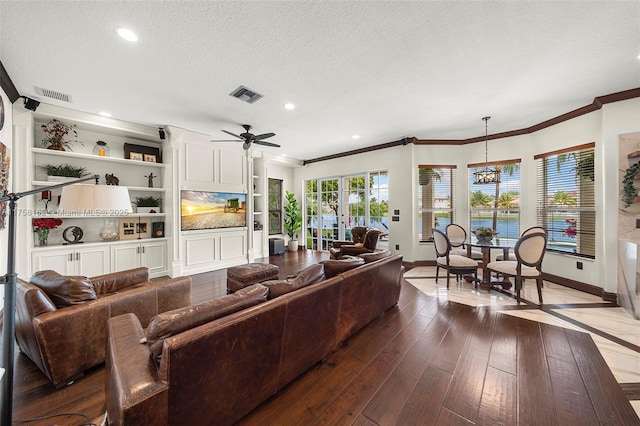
181, 190, 247, 231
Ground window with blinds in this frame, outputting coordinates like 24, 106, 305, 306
418, 165, 456, 242
468, 159, 521, 242
535, 143, 595, 258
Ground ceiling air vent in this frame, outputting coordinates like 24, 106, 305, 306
229, 86, 263, 104
34, 86, 73, 103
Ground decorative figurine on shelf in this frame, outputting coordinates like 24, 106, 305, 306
145, 172, 156, 188
105, 173, 120, 185
62, 226, 84, 244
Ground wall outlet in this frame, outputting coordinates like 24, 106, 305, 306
395, 244, 399, 250
576, 261, 583, 270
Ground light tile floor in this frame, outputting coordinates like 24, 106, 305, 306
404, 266, 640, 416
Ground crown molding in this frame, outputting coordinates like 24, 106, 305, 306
303, 87, 640, 165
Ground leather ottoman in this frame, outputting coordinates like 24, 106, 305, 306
227, 263, 280, 293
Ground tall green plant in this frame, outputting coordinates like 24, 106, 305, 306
283, 191, 302, 239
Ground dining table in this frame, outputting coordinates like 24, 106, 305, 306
466, 239, 514, 290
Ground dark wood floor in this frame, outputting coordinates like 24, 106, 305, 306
10, 250, 640, 425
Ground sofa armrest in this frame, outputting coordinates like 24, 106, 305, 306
106, 313, 168, 426
92, 267, 150, 295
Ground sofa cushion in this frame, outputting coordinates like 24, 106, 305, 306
30, 270, 97, 308
320, 256, 365, 278
145, 283, 269, 363
91, 267, 149, 295
263, 264, 325, 299
359, 250, 392, 263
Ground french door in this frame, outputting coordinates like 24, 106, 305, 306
304, 171, 388, 250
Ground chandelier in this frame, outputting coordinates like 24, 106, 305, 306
473, 116, 500, 185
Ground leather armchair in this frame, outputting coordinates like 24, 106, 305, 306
331, 226, 368, 248
330, 228, 383, 259
15, 267, 191, 387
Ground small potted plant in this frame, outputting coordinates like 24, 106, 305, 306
40, 163, 89, 181
283, 191, 302, 251
41, 119, 81, 151
474, 226, 498, 244
134, 196, 162, 214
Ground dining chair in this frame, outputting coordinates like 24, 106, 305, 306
495, 226, 546, 261
446, 224, 483, 260
433, 228, 479, 289
486, 231, 547, 304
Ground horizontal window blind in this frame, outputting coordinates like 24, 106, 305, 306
536, 143, 595, 258
418, 165, 456, 242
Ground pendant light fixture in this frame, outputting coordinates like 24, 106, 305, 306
473, 116, 500, 185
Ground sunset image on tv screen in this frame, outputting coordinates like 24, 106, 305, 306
181, 190, 247, 231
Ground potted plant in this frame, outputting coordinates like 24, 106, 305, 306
41, 119, 81, 151
134, 196, 162, 214
622, 162, 640, 208
474, 226, 498, 244
40, 163, 89, 181
283, 190, 302, 251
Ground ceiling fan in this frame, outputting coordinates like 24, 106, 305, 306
213, 124, 280, 150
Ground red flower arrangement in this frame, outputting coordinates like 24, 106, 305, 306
564, 218, 577, 238
32, 218, 63, 230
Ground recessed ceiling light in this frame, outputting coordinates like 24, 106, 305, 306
352, 135, 360, 139
114, 26, 138, 42
98, 111, 112, 117
284, 103, 296, 110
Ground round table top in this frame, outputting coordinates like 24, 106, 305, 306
467, 239, 513, 249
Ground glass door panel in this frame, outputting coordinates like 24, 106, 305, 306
320, 179, 339, 250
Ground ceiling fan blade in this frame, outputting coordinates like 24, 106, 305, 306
254, 140, 280, 148
253, 132, 275, 141
221, 130, 244, 140
210, 139, 241, 143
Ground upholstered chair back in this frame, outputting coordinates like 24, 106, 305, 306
446, 224, 467, 247
515, 232, 547, 267
363, 228, 383, 251
351, 226, 369, 244
432, 228, 451, 257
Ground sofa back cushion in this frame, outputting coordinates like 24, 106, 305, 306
359, 250, 392, 263
320, 256, 365, 278
263, 264, 325, 299
145, 283, 269, 363
30, 270, 97, 308
91, 267, 149, 296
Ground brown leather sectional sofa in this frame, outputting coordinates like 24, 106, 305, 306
105, 254, 403, 425
15, 267, 191, 388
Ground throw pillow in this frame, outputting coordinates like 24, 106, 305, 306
30, 270, 97, 308
145, 283, 269, 363
263, 263, 325, 299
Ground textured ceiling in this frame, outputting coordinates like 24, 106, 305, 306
1, 1, 638, 162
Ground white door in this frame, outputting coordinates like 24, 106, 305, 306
111, 243, 141, 272
75, 246, 110, 277
32, 249, 75, 275
140, 240, 167, 276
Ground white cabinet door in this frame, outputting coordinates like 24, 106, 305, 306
75, 246, 110, 277
141, 240, 167, 276
111, 243, 141, 272
32, 250, 75, 275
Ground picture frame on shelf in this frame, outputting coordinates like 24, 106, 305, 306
129, 152, 143, 161
143, 154, 157, 163
119, 218, 152, 240
124, 143, 162, 163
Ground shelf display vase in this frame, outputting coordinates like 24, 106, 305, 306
35, 228, 49, 247
93, 140, 110, 157
99, 218, 120, 241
